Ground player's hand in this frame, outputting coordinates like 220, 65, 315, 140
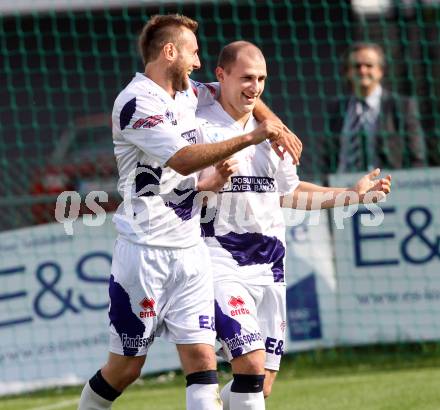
215, 158, 239, 180
352, 168, 392, 202
210, 157, 239, 192
270, 125, 302, 165
250, 120, 284, 143
197, 158, 238, 192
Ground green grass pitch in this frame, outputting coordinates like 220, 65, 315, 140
2, 354, 440, 410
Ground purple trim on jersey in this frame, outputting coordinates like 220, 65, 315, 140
134, 164, 199, 220
108, 274, 146, 356
200, 205, 215, 237
215, 232, 285, 283
215, 300, 243, 358
120, 97, 136, 131
165, 188, 198, 221
135, 163, 162, 197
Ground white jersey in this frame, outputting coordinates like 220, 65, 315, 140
197, 101, 300, 285
112, 73, 216, 248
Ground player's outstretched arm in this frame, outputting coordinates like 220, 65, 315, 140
280, 168, 392, 210
166, 120, 283, 176
253, 99, 303, 165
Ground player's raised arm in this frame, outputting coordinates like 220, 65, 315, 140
166, 119, 283, 175
253, 99, 303, 164
280, 168, 392, 210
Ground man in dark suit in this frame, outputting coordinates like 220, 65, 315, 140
323, 42, 426, 174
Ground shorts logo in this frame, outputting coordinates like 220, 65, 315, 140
199, 315, 215, 331
139, 297, 156, 318
224, 331, 263, 352
121, 333, 155, 349
228, 296, 250, 316
133, 115, 164, 129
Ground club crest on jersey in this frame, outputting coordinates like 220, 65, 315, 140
228, 296, 250, 316
133, 115, 164, 129
165, 109, 177, 125
139, 297, 156, 318
206, 131, 224, 143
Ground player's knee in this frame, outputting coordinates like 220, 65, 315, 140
231, 350, 265, 374
231, 374, 265, 394
121, 364, 142, 385
197, 348, 216, 370
104, 360, 143, 388
180, 344, 216, 373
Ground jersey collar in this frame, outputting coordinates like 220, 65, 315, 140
135, 72, 190, 102
211, 100, 256, 132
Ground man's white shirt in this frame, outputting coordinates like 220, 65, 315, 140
111, 73, 215, 247
197, 101, 300, 285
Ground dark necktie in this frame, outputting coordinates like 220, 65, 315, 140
346, 100, 369, 171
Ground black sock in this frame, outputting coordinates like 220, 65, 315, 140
89, 370, 121, 402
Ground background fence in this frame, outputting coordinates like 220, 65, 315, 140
1, 0, 440, 395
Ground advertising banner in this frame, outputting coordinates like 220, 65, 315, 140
283, 209, 338, 352
329, 168, 440, 344
5, 167, 436, 395
0, 216, 179, 395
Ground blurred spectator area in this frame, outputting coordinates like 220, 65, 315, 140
0, 0, 439, 230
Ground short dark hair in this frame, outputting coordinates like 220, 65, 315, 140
138, 14, 198, 65
217, 40, 262, 72
343, 42, 386, 73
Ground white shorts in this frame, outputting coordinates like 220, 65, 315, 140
109, 237, 216, 357
214, 281, 286, 371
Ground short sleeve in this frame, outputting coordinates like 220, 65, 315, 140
195, 117, 215, 181
275, 153, 300, 195
190, 80, 219, 108
195, 117, 211, 144
118, 95, 189, 166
